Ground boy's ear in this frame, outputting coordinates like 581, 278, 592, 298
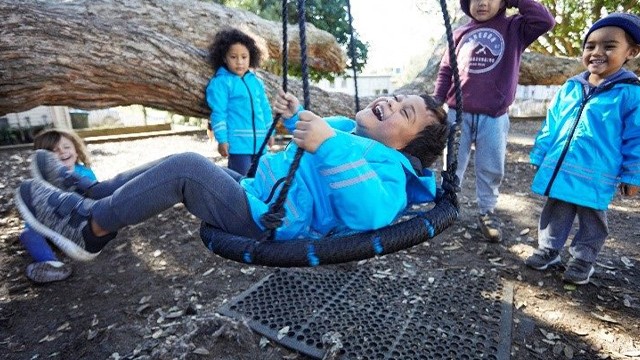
628, 45, 640, 59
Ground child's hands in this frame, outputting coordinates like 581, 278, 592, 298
218, 142, 229, 157
620, 183, 639, 197
292, 111, 335, 153
274, 89, 300, 119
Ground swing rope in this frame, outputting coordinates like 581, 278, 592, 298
346, 0, 360, 113
246, 0, 290, 178
258, 0, 310, 239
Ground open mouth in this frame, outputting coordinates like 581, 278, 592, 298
373, 105, 384, 121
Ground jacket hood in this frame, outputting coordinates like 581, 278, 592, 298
570, 68, 640, 88
460, 0, 507, 20
398, 153, 438, 204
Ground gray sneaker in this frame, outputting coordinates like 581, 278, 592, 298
478, 211, 502, 242
25, 261, 72, 283
15, 178, 100, 262
525, 248, 561, 270
31, 149, 96, 194
562, 257, 595, 285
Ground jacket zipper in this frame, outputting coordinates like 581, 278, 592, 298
542, 80, 634, 196
241, 76, 257, 155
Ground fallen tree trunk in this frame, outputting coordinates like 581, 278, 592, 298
0, 0, 347, 117
398, 51, 640, 95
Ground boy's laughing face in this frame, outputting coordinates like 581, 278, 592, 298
355, 94, 437, 149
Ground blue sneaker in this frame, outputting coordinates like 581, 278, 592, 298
15, 179, 101, 262
31, 149, 96, 194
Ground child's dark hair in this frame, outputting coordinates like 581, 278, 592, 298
33, 128, 92, 167
400, 94, 449, 168
207, 28, 262, 71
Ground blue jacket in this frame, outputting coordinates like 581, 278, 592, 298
205, 67, 273, 155
530, 69, 640, 210
240, 115, 438, 240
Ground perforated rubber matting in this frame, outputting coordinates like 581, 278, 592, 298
218, 266, 513, 359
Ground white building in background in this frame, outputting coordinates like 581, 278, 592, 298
315, 67, 403, 97
1, 106, 72, 130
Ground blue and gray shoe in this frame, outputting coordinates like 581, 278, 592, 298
30, 149, 97, 194
562, 257, 595, 285
15, 178, 101, 262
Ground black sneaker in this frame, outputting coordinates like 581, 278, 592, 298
562, 257, 595, 285
31, 149, 97, 194
478, 211, 502, 242
15, 179, 103, 262
525, 248, 561, 270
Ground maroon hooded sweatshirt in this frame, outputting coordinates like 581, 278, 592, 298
433, 0, 555, 117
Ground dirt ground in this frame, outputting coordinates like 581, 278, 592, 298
0, 120, 639, 360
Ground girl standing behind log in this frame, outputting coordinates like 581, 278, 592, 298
205, 27, 274, 176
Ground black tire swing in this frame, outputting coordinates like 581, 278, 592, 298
200, 0, 463, 267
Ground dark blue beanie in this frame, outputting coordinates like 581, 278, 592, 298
583, 12, 640, 47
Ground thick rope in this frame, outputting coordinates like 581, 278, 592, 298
439, 0, 462, 203
247, 0, 290, 178
346, 0, 360, 112
258, 0, 309, 237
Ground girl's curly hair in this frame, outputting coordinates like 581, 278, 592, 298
207, 28, 262, 71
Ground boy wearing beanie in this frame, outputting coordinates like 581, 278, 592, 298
526, 13, 640, 285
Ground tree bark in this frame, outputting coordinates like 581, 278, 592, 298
0, 0, 347, 117
398, 51, 640, 95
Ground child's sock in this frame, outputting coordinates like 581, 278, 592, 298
82, 223, 117, 254
19, 229, 58, 262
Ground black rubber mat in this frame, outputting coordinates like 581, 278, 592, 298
218, 266, 513, 360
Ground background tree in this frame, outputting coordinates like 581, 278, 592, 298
530, 0, 639, 56
210, 0, 368, 81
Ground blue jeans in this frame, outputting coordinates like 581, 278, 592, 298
446, 110, 509, 214
227, 154, 255, 176
89, 152, 263, 238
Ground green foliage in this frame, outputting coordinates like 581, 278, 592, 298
212, 0, 368, 81
531, 0, 639, 57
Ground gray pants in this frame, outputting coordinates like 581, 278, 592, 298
89, 152, 263, 238
446, 110, 510, 214
538, 198, 608, 263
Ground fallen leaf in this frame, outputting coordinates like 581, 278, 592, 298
590, 312, 619, 324
519, 228, 530, 235
573, 329, 589, 336
192, 347, 210, 355
621, 257, 634, 268
277, 326, 290, 340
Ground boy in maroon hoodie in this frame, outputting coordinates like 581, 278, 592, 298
434, 0, 554, 242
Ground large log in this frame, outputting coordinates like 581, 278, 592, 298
398, 51, 640, 95
0, 0, 347, 117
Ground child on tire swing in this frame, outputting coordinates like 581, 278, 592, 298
14, 90, 449, 262
525, 13, 640, 285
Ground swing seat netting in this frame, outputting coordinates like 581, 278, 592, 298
200, 0, 462, 267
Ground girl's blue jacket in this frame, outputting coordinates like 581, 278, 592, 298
530, 69, 640, 210
206, 67, 273, 155
240, 115, 438, 240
